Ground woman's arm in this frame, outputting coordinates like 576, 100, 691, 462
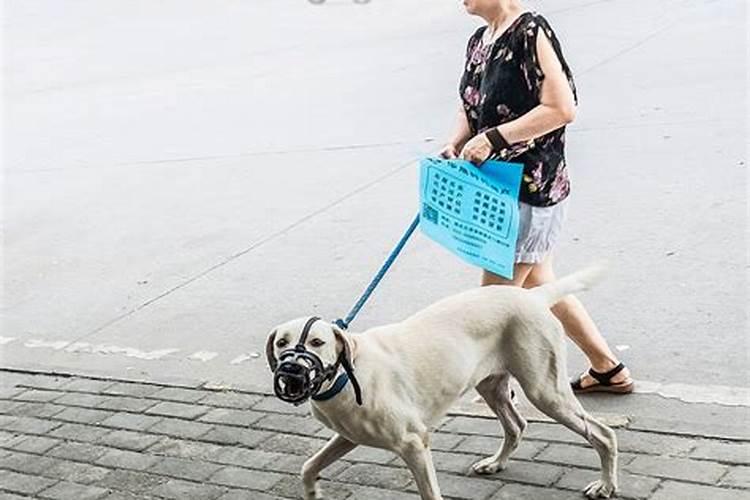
460, 31, 576, 164
497, 30, 576, 142
439, 103, 473, 159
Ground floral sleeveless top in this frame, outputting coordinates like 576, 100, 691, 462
459, 12, 577, 207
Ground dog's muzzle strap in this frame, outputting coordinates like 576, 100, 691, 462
340, 354, 363, 405
308, 350, 363, 406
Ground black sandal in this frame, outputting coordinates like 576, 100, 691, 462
571, 362, 634, 394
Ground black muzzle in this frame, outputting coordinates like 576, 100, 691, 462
271, 316, 363, 406
273, 345, 336, 405
273, 317, 340, 405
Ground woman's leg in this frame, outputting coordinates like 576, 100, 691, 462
523, 256, 631, 388
481, 264, 535, 287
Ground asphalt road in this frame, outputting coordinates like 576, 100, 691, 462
2, 0, 748, 428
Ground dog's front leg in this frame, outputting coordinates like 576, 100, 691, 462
302, 434, 357, 500
398, 433, 443, 500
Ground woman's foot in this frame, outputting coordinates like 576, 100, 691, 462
571, 362, 634, 394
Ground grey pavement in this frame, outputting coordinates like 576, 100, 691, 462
1, 370, 749, 500
2, 0, 749, 497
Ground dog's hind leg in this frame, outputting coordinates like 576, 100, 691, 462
397, 432, 443, 500
515, 353, 618, 499
302, 434, 357, 500
471, 373, 527, 475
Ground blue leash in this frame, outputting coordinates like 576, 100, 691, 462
334, 213, 421, 330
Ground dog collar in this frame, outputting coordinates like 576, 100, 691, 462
311, 372, 350, 402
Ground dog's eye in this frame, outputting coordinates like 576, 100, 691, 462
276, 338, 289, 348
309, 338, 325, 348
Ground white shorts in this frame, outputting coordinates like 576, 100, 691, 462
515, 199, 569, 264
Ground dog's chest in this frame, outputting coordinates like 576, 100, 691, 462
311, 403, 395, 449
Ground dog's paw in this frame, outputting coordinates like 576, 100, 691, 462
471, 456, 508, 475
302, 484, 323, 500
583, 480, 617, 499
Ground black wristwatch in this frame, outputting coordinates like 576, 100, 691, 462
485, 128, 511, 152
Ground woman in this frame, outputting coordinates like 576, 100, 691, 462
440, 0, 633, 393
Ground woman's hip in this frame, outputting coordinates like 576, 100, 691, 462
514, 198, 569, 264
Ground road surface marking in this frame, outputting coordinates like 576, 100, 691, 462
188, 351, 219, 362
5, 337, 749, 407
21, 338, 180, 360
24, 339, 70, 350
64, 342, 180, 360
230, 354, 254, 365
635, 381, 750, 408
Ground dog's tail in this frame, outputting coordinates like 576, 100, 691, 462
532, 261, 608, 307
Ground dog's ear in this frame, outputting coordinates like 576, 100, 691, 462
331, 323, 363, 405
265, 330, 278, 372
331, 324, 356, 366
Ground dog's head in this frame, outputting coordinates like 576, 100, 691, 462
265, 318, 354, 371
265, 318, 355, 404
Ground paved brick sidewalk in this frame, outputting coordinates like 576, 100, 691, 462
0, 370, 748, 500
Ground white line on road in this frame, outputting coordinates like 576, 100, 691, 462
188, 351, 219, 362
20, 338, 180, 360
4, 337, 748, 407
24, 339, 70, 350
635, 381, 750, 408
65, 343, 180, 361
230, 353, 259, 365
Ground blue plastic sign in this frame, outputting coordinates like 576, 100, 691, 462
419, 157, 523, 279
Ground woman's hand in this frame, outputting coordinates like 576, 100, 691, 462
438, 143, 460, 159
460, 133, 493, 165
